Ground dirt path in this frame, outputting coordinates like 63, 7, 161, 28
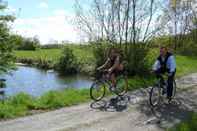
1, 73, 197, 131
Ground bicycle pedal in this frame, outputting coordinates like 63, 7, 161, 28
110, 87, 116, 92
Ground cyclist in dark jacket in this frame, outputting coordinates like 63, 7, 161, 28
152, 46, 176, 101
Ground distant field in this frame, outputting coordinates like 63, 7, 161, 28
15, 47, 94, 62
15, 49, 61, 62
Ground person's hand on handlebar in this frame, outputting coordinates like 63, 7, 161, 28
150, 69, 155, 74
97, 67, 102, 71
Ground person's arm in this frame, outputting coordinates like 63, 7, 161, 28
108, 56, 120, 73
97, 58, 110, 70
152, 60, 160, 71
168, 56, 176, 73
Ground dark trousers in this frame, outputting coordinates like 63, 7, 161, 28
155, 69, 176, 98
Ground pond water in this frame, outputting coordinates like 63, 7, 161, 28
0, 66, 93, 97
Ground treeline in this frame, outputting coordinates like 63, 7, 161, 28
151, 29, 197, 56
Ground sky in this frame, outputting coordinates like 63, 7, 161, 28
5, 0, 88, 44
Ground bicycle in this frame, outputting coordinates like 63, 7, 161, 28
90, 70, 128, 101
149, 74, 176, 107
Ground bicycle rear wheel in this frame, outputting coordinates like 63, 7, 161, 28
114, 75, 128, 96
149, 84, 162, 107
90, 81, 106, 101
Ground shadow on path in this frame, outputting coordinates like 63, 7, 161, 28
135, 88, 197, 129
90, 95, 130, 112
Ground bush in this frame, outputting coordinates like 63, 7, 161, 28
92, 42, 110, 70
17, 37, 40, 51
41, 44, 64, 49
55, 47, 78, 75
123, 44, 151, 76
177, 41, 197, 56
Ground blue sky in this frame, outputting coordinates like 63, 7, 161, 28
7, 0, 75, 18
5, 0, 89, 44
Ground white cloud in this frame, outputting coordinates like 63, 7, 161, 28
53, 9, 67, 16
11, 12, 79, 44
38, 2, 48, 9
3, 6, 18, 15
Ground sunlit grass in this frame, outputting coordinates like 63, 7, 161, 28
0, 89, 90, 119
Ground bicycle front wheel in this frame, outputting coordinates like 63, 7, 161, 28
149, 84, 162, 107
90, 81, 106, 101
115, 75, 128, 96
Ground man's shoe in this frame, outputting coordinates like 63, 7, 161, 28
167, 97, 172, 104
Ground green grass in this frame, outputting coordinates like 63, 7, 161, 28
168, 112, 197, 131
15, 49, 61, 61
15, 47, 94, 63
176, 55, 197, 77
0, 89, 90, 120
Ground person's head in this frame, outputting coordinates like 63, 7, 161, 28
108, 47, 118, 58
160, 46, 168, 57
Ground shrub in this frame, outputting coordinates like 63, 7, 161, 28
177, 41, 197, 56
123, 44, 151, 76
92, 42, 109, 70
17, 37, 40, 51
55, 47, 78, 75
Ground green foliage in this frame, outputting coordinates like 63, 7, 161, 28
124, 44, 150, 76
168, 112, 197, 131
41, 44, 64, 49
177, 40, 197, 56
9, 34, 23, 47
92, 42, 109, 69
150, 35, 173, 48
0, 2, 16, 74
55, 47, 78, 75
17, 37, 40, 50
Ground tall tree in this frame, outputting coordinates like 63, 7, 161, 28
74, 0, 158, 45
0, 1, 15, 74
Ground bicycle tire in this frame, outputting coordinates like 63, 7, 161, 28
149, 83, 162, 107
114, 75, 128, 96
90, 80, 106, 101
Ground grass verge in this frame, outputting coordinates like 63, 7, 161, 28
167, 112, 197, 131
